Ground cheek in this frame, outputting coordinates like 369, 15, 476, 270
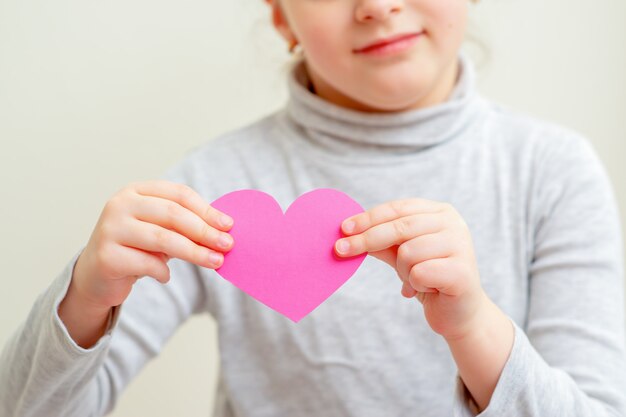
302, 26, 333, 53
287, 4, 353, 62
420, 0, 468, 48
299, 24, 350, 71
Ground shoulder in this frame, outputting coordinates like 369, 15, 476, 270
480, 99, 618, 221
482, 98, 587, 146
477, 97, 600, 170
472, 97, 615, 219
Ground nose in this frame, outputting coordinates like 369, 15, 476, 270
355, 0, 404, 22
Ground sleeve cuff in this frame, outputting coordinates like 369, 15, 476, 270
454, 375, 481, 416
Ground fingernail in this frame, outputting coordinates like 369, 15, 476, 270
219, 215, 233, 228
208, 252, 222, 265
336, 239, 350, 254
343, 220, 355, 233
218, 235, 232, 249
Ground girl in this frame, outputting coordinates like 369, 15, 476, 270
1, 0, 625, 416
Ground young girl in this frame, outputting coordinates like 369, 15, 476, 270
1, 0, 625, 416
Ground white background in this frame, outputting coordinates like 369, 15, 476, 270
0, 0, 624, 415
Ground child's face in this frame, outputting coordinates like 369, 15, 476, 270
269, 0, 469, 113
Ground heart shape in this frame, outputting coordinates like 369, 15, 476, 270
211, 188, 367, 322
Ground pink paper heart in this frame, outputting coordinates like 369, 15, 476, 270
211, 188, 367, 322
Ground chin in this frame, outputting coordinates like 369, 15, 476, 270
364, 76, 432, 105
355, 90, 431, 113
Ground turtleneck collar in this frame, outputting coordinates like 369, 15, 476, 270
283, 50, 487, 162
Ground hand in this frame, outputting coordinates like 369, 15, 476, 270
71, 180, 235, 310
334, 198, 488, 340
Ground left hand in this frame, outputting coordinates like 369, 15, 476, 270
334, 198, 489, 340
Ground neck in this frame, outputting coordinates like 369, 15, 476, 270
304, 57, 460, 114
282, 50, 487, 164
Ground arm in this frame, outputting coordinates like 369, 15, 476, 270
0, 162, 214, 417
453, 132, 626, 416
445, 294, 514, 412
0, 248, 211, 417
57, 266, 115, 349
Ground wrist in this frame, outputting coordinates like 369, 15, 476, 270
70, 251, 116, 314
58, 279, 113, 349
438, 289, 493, 343
444, 291, 498, 343
62, 278, 113, 318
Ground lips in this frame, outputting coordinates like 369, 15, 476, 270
354, 31, 423, 53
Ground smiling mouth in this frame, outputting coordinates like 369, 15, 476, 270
353, 31, 424, 54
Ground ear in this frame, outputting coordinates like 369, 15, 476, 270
264, 0, 297, 43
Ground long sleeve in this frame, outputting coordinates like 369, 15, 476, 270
454, 131, 626, 416
0, 161, 212, 417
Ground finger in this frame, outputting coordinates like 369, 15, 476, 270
340, 198, 447, 236
408, 258, 458, 295
335, 212, 444, 257
395, 232, 453, 283
130, 194, 233, 253
401, 280, 417, 298
151, 251, 172, 263
112, 245, 172, 284
369, 247, 424, 297
401, 278, 437, 296
118, 218, 224, 269
131, 181, 234, 232
368, 245, 399, 268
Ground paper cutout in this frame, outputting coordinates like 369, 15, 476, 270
211, 188, 367, 322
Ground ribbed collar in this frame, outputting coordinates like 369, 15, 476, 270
283, 51, 486, 163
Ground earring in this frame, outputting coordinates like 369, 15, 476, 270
288, 39, 302, 55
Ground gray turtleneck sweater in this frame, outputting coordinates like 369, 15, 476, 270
1, 52, 625, 417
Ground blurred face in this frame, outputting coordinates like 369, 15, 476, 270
268, 0, 469, 113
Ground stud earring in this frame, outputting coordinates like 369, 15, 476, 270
288, 39, 302, 55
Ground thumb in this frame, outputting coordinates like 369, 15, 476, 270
148, 251, 171, 263
367, 245, 398, 269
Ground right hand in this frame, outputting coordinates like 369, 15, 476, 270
71, 180, 235, 310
